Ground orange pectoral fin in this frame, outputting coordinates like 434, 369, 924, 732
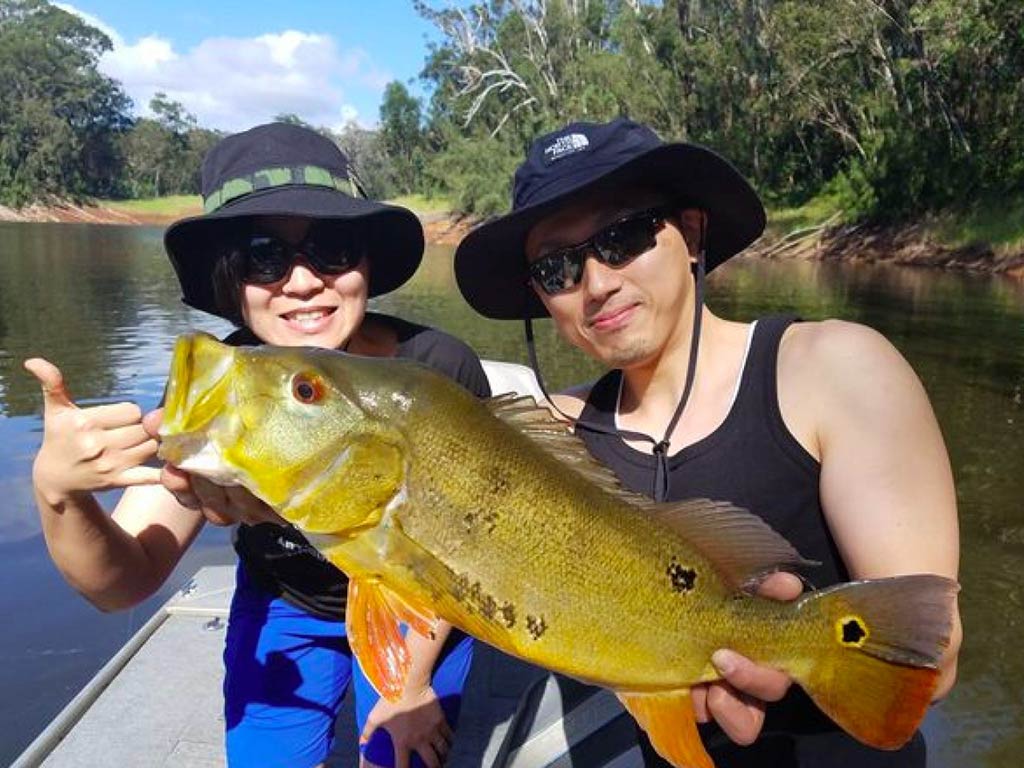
617, 689, 714, 768
381, 585, 440, 641
346, 578, 410, 702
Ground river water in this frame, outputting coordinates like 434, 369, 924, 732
0, 222, 1021, 765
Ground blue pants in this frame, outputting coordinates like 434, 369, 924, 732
224, 563, 473, 768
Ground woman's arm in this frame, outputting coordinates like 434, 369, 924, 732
26, 358, 206, 611
359, 622, 457, 768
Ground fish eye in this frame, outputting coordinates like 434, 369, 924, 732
292, 373, 324, 404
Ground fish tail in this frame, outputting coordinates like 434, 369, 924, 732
790, 574, 958, 749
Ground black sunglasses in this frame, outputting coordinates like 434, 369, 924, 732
527, 207, 671, 295
238, 222, 367, 285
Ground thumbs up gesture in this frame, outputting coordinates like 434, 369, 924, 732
24, 358, 162, 501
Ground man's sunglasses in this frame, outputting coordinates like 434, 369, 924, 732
237, 223, 367, 285
527, 207, 671, 296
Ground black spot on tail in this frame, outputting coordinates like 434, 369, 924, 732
526, 614, 547, 640
841, 617, 868, 645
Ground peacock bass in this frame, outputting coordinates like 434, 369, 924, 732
159, 333, 957, 768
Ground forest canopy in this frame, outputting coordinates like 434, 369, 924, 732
1, 0, 1020, 224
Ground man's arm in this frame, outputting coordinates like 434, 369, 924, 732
696, 319, 962, 742
790, 320, 962, 696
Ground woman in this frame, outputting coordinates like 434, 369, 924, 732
25, 122, 489, 768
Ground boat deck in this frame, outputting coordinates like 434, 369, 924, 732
20, 566, 248, 768
15, 565, 639, 767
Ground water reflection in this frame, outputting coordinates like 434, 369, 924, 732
0, 224, 1021, 766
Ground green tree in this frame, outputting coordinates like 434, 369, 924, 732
151, 92, 198, 135
0, 0, 131, 205
273, 113, 314, 128
334, 122, 399, 200
379, 81, 425, 194
119, 94, 211, 197
415, 0, 1023, 220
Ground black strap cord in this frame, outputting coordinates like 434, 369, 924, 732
524, 227, 708, 502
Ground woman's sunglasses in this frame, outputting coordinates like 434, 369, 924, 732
527, 207, 671, 296
238, 223, 367, 285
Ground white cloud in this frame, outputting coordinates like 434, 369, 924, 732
56, 4, 391, 131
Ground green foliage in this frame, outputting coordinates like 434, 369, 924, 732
932, 195, 1024, 250
0, 2, 217, 204
414, 0, 1024, 223
387, 193, 452, 214
423, 134, 520, 216
379, 81, 426, 195
822, 161, 879, 222
1, 0, 1021, 231
118, 96, 219, 198
769, 194, 845, 235
272, 113, 314, 128
333, 122, 400, 200
0, 0, 131, 205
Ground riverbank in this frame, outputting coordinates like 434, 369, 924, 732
751, 220, 1024, 278
753, 199, 1024, 278
0, 196, 200, 226
3, 197, 1022, 277
0, 195, 477, 247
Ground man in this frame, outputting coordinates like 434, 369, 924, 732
453, 117, 961, 766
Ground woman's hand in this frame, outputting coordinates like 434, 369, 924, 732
690, 571, 801, 745
142, 408, 286, 527
360, 684, 452, 768
25, 358, 162, 501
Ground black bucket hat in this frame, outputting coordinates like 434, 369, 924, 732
165, 122, 423, 318
454, 117, 766, 319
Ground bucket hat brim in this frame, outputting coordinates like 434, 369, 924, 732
165, 185, 423, 318
454, 143, 765, 320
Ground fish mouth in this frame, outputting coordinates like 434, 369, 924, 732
158, 333, 235, 473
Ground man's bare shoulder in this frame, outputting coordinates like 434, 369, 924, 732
781, 318, 907, 384
779, 318, 928, 444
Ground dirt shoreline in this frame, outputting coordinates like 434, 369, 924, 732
2, 202, 1021, 277
751, 221, 1024, 279
0, 202, 477, 247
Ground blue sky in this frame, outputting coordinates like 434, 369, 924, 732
57, 1, 442, 131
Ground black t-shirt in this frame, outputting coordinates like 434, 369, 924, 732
226, 313, 491, 620
577, 316, 926, 767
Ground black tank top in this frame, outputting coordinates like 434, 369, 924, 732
577, 316, 925, 767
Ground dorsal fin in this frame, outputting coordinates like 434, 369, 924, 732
485, 395, 817, 590
642, 498, 817, 591
484, 394, 633, 492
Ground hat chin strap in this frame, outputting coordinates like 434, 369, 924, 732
524, 243, 706, 503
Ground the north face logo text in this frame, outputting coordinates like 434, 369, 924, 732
543, 133, 590, 164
